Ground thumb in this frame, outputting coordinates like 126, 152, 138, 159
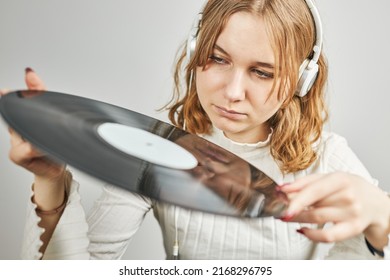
25, 67, 46, 90
0, 89, 10, 96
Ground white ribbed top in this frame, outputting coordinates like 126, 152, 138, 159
21, 127, 387, 259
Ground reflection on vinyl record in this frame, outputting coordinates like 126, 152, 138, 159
0, 90, 288, 217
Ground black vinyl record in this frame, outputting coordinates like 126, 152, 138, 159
0, 90, 288, 217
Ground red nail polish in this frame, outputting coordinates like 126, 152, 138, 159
280, 212, 295, 222
25, 67, 34, 74
276, 183, 290, 191
296, 228, 305, 235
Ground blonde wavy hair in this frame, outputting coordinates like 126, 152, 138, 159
165, 0, 328, 173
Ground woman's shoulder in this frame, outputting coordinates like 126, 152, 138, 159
314, 131, 372, 177
316, 130, 349, 151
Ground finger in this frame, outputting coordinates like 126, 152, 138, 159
8, 127, 17, 136
309, 188, 359, 208
25, 68, 46, 90
0, 89, 10, 96
288, 206, 351, 224
9, 128, 28, 145
10, 133, 25, 146
297, 221, 364, 243
280, 174, 324, 193
284, 173, 347, 217
9, 141, 44, 165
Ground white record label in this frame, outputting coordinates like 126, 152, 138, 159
97, 122, 198, 170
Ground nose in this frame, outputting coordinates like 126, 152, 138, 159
224, 69, 246, 102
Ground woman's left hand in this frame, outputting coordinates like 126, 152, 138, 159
280, 172, 390, 251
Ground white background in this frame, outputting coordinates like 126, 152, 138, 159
0, 0, 389, 259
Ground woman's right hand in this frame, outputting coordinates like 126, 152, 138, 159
2, 68, 70, 256
2, 68, 66, 185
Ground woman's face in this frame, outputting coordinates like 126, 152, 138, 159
196, 12, 285, 143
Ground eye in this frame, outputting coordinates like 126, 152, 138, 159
252, 68, 274, 79
209, 55, 227, 65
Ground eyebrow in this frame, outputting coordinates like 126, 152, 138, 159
214, 44, 275, 69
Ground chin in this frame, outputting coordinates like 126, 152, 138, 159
212, 118, 243, 135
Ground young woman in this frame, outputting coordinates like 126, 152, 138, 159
5, 0, 390, 259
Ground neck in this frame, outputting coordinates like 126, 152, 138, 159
223, 125, 272, 144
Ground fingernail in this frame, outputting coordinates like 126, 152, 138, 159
276, 183, 290, 191
296, 228, 305, 235
25, 67, 34, 74
279, 211, 295, 222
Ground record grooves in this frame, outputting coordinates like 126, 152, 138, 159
0, 90, 288, 217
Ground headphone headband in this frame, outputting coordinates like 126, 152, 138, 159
305, 0, 323, 64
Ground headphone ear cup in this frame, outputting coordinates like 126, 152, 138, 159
186, 31, 197, 61
186, 13, 203, 62
296, 59, 319, 97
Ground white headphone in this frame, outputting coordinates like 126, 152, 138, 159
186, 0, 323, 97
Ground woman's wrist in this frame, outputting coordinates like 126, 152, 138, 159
32, 170, 71, 212
364, 192, 390, 254
34, 190, 67, 215
365, 237, 385, 257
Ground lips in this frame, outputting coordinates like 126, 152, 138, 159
214, 105, 247, 120
218, 106, 243, 114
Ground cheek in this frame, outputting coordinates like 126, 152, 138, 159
195, 69, 212, 111
268, 99, 284, 116
195, 68, 206, 96
250, 89, 284, 117
196, 67, 225, 98
195, 71, 207, 106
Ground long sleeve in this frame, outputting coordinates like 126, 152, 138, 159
21, 180, 153, 260
21, 180, 89, 259
319, 133, 389, 260
86, 185, 153, 259
200, 128, 390, 259
20, 129, 389, 260
326, 235, 384, 260
21, 186, 45, 260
